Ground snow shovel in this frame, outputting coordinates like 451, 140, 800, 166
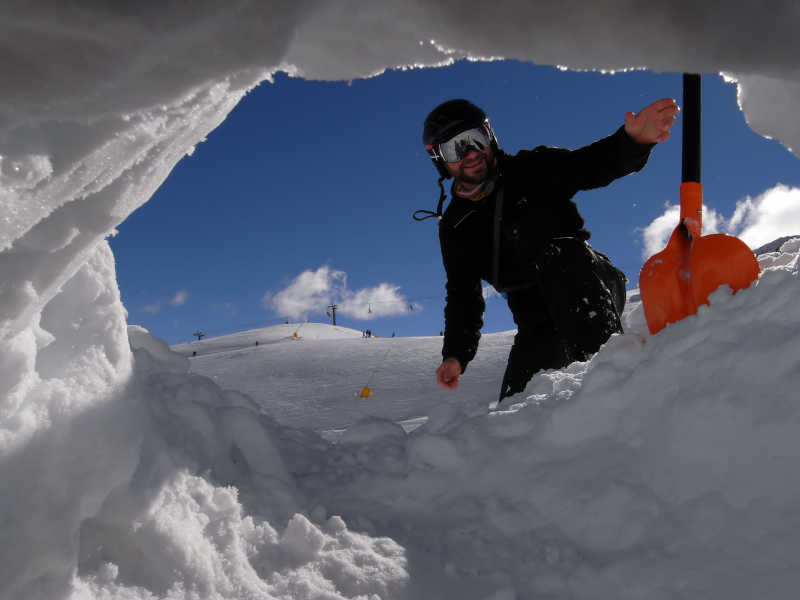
639, 74, 760, 335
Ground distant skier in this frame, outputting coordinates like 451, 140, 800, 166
419, 97, 678, 402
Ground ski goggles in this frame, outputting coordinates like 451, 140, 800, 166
429, 125, 493, 163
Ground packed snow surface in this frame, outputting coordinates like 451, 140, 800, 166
7, 237, 800, 599
4, 2, 800, 599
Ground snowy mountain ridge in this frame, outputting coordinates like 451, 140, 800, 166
172, 322, 366, 358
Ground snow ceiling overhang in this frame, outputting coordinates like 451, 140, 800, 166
2, 1, 800, 342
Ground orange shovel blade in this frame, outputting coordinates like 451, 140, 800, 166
688, 233, 760, 308
640, 230, 759, 335
640, 224, 696, 335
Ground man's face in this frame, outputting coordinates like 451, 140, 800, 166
446, 145, 494, 184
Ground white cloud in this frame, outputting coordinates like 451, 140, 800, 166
638, 185, 800, 259
639, 203, 680, 258
212, 302, 238, 316
339, 283, 408, 320
266, 266, 345, 320
728, 185, 800, 249
140, 290, 187, 314
141, 301, 161, 314
169, 289, 188, 307
264, 266, 410, 321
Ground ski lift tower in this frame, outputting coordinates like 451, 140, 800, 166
327, 304, 338, 326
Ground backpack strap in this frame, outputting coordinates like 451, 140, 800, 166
491, 185, 505, 290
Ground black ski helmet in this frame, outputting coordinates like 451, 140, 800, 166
422, 99, 498, 179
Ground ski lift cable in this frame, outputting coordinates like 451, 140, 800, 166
334, 294, 442, 314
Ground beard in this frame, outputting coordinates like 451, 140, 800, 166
455, 152, 494, 185
457, 169, 486, 185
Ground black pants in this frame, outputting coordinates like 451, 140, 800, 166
499, 238, 626, 401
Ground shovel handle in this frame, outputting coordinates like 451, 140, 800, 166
680, 74, 702, 237
682, 74, 701, 184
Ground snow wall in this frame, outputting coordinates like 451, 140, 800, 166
2, 2, 800, 599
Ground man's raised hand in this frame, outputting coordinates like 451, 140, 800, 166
624, 98, 679, 144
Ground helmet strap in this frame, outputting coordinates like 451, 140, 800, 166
412, 176, 448, 222
436, 176, 447, 216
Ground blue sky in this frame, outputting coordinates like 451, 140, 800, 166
109, 60, 800, 344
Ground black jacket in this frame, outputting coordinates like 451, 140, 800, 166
439, 126, 654, 370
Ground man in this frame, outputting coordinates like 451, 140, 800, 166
420, 97, 678, 402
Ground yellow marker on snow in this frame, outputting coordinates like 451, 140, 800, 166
359, 386, 373, 398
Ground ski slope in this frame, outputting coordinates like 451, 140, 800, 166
173, 322, 511, 432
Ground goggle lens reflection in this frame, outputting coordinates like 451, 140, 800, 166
435, 126, 492, 163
